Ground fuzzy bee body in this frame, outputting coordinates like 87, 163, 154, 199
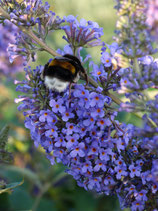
42, 54, 87, 93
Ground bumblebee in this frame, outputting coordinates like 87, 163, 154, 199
41, 54, 88, 94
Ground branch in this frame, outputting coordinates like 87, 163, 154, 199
22, 28, 60, 57
0, 7, 10, 19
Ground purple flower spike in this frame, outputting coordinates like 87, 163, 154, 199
62, 15, 103, 48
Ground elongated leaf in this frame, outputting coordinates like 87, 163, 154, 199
0, 125, 13, 163
0, 179, 24, 194
0, 125, 9, 149
1, 165, 42, 189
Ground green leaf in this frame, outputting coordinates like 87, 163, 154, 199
1, 165, 42, 189
0, 179, 24, 194
0, 192, 11, 210
0, 125, 13, 163
36, 198, 57, 211
9, 187, 33, 210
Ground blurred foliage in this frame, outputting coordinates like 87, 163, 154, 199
0, 125, 23, 197
0, 125, 13, 164
0, 0, 135, 211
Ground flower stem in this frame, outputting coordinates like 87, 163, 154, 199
31, 172, 67, 211
22, 28, 60, 57
133, 57, 141, 76
0, 6, 10, 19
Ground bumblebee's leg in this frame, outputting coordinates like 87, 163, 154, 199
68, 82, 73, 107
43, 87, 49, 108
80, 68, 89, 87
69, 82, 72, 99
85, 72, 89, 87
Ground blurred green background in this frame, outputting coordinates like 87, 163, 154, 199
0, 0, 132, 211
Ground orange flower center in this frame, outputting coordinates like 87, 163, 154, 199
69, 125, 73, 129
97, 71, 101, 75
90, 118, 94, 122
92, 148, 96, 152
100, 120, 104, 125
92, 131, 96, 135
153, 185, 157, 189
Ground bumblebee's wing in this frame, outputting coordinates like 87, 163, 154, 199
54, 55, 89, 85
48, 56, 72, 66
49, 58, 76, 75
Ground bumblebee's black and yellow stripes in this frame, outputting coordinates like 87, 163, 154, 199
42, 54, 88, 93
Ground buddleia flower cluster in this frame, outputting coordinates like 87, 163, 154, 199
114, 0, 158, 135
0, 0, 64, 64
16, 49, 158, 210
145, 0, 158, 42
114, 1, 158, 209
114, 0, 156, 58
0, 20, 23, 77
62, 15, 104, 49
0, 0, 158, 210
